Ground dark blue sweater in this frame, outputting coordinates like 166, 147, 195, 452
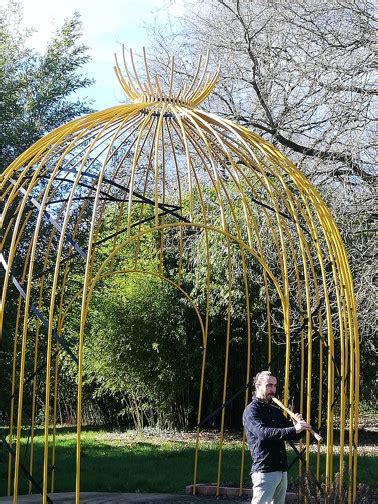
243, 396, 299, 473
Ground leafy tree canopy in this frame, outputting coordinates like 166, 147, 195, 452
0, 0, 94, 171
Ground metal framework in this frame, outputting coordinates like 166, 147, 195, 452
0, 48, 359, 503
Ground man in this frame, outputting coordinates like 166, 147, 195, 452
243, 371, 312, 504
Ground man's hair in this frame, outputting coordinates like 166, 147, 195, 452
254, 370, 274, 388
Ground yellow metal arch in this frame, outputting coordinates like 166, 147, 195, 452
0, 49, 359, 502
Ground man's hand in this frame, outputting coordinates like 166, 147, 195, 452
294, 416, 312, 433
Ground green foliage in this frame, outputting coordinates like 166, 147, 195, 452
0, 0, 94, 171
75, 192, 268, 430
85, 274, 197, 430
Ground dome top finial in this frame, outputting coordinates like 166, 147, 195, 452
113, 46, 219, 107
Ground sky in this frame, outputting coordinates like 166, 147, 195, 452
3, 0, 182, 110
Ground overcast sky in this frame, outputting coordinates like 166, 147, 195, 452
3, 0, 182, 109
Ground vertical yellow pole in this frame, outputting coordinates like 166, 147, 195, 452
216, 237, 232, 496
317, 327, 323, 482
7, 293, 22, 496
75, 113, 134, 504
51, 346, 60, 493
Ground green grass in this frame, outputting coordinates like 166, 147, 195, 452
1, 428, 376, 496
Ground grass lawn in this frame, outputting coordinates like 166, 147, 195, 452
0, 428, 376, 496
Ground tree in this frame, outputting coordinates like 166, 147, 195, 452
0, 0, 94, 171
85, 273, 198, 430
81, 191, 268, 430
146, 0, 377, 404
148, 0, 376, 186
0, 0, 95, 430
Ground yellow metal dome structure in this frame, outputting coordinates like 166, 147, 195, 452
1, 48, 359, 503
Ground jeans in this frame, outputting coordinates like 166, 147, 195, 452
251, 470, 288, 504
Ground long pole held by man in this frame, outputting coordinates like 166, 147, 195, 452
243, 371, 313, 504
